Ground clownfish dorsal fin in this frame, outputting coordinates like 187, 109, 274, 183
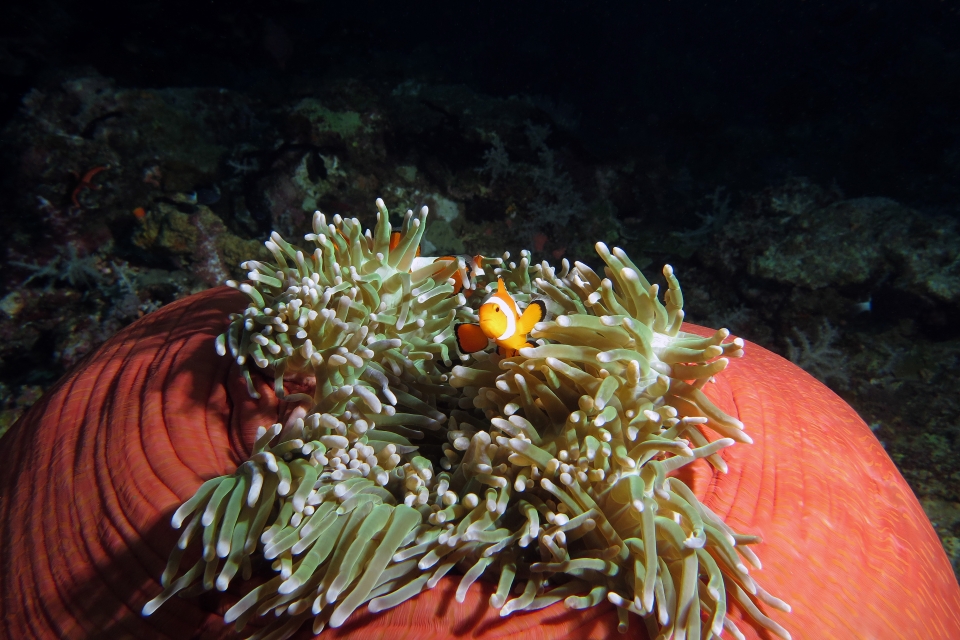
495, 278, 517, 316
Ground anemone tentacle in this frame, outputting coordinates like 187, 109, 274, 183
144, 199, 789, 640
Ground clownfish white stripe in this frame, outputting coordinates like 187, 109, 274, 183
487, 295, 516, 340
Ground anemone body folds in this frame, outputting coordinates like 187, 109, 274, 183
0, 200, 958, 640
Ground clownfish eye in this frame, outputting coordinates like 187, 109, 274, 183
493, 305, 499, 312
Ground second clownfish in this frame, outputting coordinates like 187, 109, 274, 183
392, 231, 484, 296
333, 224, 480, 293
455, 278, 545, 357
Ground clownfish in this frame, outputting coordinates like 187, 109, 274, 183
434, 253, 485, 297
397, 230, 486, 297
455, 278, 545, 357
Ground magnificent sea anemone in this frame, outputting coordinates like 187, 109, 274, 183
1, 200, 958, 639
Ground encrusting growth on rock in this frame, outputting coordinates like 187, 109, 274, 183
144, 198, 791, 640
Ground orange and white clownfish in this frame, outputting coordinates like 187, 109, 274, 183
408, 245, 484, 298
446, 253, 486, 297
455, 277, 545, 358
334, 228, 479, 292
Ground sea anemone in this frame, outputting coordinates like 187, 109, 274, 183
3, 200, 959, 640
143, 200, 787, 639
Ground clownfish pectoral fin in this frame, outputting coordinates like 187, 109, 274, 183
455, 323, 489, 354
518, 299, 546, 332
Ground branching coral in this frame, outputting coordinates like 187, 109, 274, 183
786, 319, 849, 387
144, 200, 790, 640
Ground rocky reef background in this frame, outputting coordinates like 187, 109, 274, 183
1, 0, 959, 577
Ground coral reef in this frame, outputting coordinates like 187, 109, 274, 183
477, 122, 590, 245
145, 202, 788, 640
